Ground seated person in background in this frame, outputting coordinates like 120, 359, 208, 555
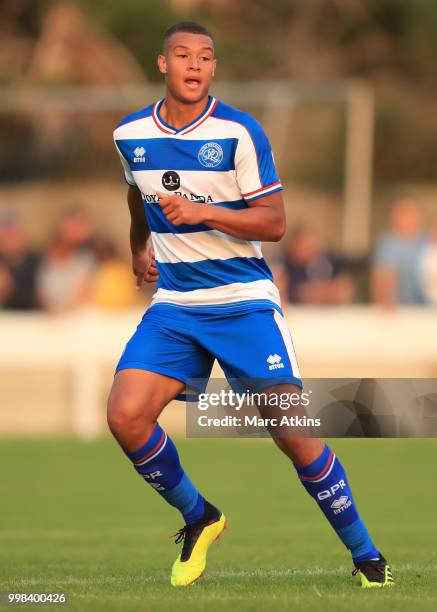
419, 222, 437, 305
276, 226, 355, 304
0, 263, 13, 308
371, 196, 428, 307
0, 210, 40, 310
56, 205, 97, 258
92, 237, 139, 309
37, 210, 96, 314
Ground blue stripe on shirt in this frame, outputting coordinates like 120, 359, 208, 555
156, 256, 273, 292
145, 200, 248, 234
115, 138, 238, 172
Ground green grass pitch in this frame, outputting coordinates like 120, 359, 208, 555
1, 438, 436, 611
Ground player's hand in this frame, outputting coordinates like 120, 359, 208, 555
132, 242, 158, 289
157, 191, 206, 226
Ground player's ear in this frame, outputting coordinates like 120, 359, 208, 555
212, 59, 217, 77
158, 54, 167, 74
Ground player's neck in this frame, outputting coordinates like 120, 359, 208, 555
160, 92, 210, 130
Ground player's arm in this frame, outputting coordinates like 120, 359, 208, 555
156, 190, 285, 242
213, 117, 286, 242
200, 191, 285, 241
158, 116, 287, 240
127, 185, 158, 287
114, 138, 158, 285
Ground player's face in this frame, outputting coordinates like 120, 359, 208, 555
158, 32, 216, 104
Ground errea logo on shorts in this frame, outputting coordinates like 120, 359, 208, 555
133, 146, 146, 163
267, 354, 284, 370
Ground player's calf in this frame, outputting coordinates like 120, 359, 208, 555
293, 444, 381, 562
121, 422, 225, 586
261, 385, 389, 577
107, 373, 207, 525
107, 369, 226, 585
275, 435, 394, 586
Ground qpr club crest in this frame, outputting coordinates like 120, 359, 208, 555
198, 142, 224, 168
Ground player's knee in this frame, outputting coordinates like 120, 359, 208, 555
106, 392, 149, 437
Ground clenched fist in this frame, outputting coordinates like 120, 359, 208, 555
132, 240, 158, 289
157, 191, 206, 226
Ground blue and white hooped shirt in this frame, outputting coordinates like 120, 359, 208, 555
113, 96, 283, 309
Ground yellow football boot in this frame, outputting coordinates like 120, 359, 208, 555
171, 502, 226, 587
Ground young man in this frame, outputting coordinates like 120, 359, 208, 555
109, 21, 393, 588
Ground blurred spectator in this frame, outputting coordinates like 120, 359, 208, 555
419, 222, 437, 304
0, 263, 13, 306
92, 237, 137, 309
371, 197, 428, 307
37, 207, 96, 314
277, 226, 356, 304
0, 211, 40, 310
56, 205, 97, 257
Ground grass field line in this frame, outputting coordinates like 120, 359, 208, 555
6, 564, 437, 587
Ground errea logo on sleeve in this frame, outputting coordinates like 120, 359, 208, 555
133, 146, 146, 163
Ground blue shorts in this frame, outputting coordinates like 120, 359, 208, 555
116, 302, 302, 397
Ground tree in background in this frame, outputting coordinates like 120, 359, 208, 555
3, 0, 437, 185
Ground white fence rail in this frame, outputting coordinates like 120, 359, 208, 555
1, 306, 436, 438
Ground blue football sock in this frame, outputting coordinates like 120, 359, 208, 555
126, 424, 205, 525
294, 445, 380, 562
